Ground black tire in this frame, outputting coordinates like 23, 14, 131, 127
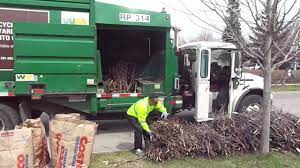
169, 108, 179, 117
0, 104, 22, 131
237, 95, 263, 113
40, 112, 50, 134
31, 109, 43, 119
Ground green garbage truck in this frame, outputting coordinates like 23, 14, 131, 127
0, 0, 182, 130
0, 0, 265, 130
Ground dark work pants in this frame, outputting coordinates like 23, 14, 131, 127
127, 115, 150, 150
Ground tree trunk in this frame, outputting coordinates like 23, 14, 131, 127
261, 40, 273, 153
261, 0, 273, 154
261, 64, 272, 154
281, 68, 288, 86
262, 53, 272, 154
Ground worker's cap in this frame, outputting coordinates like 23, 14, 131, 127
149, 93, 160, 99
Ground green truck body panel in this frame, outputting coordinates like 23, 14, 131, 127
101, 97, 141, 109
0, 8, 61, 81
0, 0, 93, 81
0, 72, 13, 81
14, 23, 97, 95
0, 81, 9, 93
95, 2, 171, 28
165, 32, 179, 94
0, 1, 180, 114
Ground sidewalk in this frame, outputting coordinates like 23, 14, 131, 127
272, 83, 300, 86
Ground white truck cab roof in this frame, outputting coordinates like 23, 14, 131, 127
180, 41, 237, 50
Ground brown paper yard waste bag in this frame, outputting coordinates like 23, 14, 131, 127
55, 113, 80, 120
49, 116, 97, 168
0, 128, 33, 168
16, 118, 50, 168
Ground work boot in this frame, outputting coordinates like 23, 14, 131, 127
134, 148, 144, 157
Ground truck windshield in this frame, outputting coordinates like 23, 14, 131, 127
185, 49, 197, 63
211, 49, 231, 66
210, 49, 232, 85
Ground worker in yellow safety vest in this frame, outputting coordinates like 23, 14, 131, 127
127, 93, 169, 155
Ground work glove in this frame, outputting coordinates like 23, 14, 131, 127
160, 112, 169, 120
149, 131, 156, 142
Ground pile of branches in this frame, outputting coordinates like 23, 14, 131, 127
147, 110, 300, 161
104, 61, 140, 93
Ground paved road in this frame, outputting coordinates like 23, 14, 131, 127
92, 110, 194, 153
273, 92, 300, 117
91, 92, 299, 153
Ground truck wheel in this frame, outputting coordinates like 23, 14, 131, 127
0, 104, 22, 131
237, 95, 263, 113
169, 108, 180, 117
31, 110, 43, 119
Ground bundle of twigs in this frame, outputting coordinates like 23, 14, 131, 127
104, 61, 139, 93
270, 111, 300, 152
147, 110, 300, 162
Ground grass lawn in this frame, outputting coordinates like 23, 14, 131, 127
272, 85, 300, 92
90, 151, 300, 168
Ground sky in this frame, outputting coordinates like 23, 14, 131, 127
96, 0, 300, 42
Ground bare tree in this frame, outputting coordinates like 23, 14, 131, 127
178, 35, 187, 45
192, 30, 217, 41
180, 0, 300, 153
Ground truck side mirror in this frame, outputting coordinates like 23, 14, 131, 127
232, 76, 239, 89
235, 67, 242, 76
175, 50, 183, 57
188, 54, 196, 62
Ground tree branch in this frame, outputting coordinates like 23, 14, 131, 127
273, 50, 300, 69
280, 9, 300, 31
242, 0, 263, 30
199, 0, 265, 69
272, 23, 300, 63
178, 0, 224, 33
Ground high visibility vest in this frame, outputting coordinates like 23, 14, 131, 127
127, 97, 166, 132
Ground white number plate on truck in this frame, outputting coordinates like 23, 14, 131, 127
119, 13, 150, 23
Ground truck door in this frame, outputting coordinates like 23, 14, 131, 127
228, 51, 241, 116
194, 49, 212, 122
13, 23, 97, 95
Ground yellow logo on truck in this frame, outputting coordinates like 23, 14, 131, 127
73, 18, 88, 25
61, 11, 89, 25
15, 74, 37, 81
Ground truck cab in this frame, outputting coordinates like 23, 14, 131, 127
178, 41, 264, 122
